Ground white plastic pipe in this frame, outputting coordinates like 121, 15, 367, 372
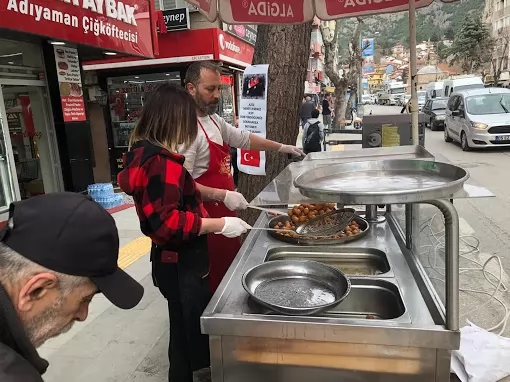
409, 0, 419, 145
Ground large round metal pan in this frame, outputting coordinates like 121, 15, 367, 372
242, 260, 351, 316
267, 215, 369, 245
293, 159, 469, 205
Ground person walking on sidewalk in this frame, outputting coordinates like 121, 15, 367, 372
118, 83, 250, 382
302, 109, 325, 154
322, 93, 333, 129
0, 192, 144, 382
300, 96, 316, 129
181, 61, 304, 293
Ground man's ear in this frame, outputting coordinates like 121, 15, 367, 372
18, 273, 58, 312
185, 82, 196, 96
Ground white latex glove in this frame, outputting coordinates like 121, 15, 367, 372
216, 217, 252, 238
278, 144, 305, 157
223, 190, 249, 211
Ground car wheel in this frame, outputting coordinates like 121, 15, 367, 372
430, 119, 437, 131
461, 131, 471, 151
444, 126, 453, 142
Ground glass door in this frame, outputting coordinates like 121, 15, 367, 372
0, 80, 63, 204
0, 89, 17, 210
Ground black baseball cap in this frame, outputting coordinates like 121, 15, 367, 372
0, 192, 143, 309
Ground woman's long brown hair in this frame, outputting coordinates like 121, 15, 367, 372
129, 83, 198, 152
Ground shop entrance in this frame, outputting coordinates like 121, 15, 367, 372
0, 79, 63, 207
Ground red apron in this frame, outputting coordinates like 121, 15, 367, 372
195, 117, 240, 292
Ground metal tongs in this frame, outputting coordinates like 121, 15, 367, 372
295, 208, 356, 236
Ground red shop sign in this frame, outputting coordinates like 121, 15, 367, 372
215, 30, 253, 67
314, 0, 432, 18
0, 0, 156, 58
220, 0, 314, 24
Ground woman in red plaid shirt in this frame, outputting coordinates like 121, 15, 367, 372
118, 84, 250, 382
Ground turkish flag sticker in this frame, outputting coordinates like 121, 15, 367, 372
240, 149, 260, 167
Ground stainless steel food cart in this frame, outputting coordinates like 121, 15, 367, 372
201, 146, 494, 382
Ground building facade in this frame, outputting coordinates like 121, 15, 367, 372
485, 0, 510, 84
0, 0, 157, 218
81, 2, 256, 182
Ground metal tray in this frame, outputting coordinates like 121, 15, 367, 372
245, 278, 406, 320
242, 260, 351, 316
265, 246, 391, 276
267, 215, 369, 245
294, 159, 469, 205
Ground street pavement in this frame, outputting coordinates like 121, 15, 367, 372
39, 105, 510, 381
336, 105, 510, 340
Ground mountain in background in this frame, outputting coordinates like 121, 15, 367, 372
337, 0, 485, 53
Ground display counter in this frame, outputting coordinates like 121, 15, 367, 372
201, 146, 494, 382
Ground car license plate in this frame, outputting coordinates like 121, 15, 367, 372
496, 136, 510, 141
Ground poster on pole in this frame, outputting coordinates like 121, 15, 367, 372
362, 38, 375, 76
237, 64, 269, 176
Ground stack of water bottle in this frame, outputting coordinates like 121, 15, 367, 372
88, 183, 124, 210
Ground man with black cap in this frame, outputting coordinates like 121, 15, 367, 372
0, 192, 144, 382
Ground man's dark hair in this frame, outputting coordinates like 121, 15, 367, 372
311, 109, 320, 118
185, 61, 221, 86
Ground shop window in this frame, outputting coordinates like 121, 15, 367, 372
0, 39, 44, 80
107, 72, 181, 148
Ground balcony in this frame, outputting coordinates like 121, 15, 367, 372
495, 5, 510, 19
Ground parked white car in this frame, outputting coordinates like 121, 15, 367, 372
361, 94, 374, 105
444, 88, 510, 151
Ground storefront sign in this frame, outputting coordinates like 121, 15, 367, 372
162, 8, 190, 31
83, 28, 217, 70
222, 23, 257, 45
221, 0, 313, 23
54, 46, 86, 122
0, 0, 156, 58
315, 0, 430, 18
216, 30, 254, 67
237, 64, 269, 176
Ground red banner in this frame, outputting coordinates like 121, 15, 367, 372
0, 0, 156, 58
18, 95, 35, 136
220, 0, 314, 24
314, 0, 433, 19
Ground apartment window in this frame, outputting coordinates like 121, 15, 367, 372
155, 0, 179, 10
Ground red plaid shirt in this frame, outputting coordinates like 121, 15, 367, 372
118, 141, 208, 255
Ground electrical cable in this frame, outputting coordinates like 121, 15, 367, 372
417, 212, 509, 336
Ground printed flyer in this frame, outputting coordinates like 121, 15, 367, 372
54, 46, 86, 122
237, 64, 269, 176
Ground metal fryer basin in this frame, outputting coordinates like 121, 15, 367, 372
324, 278, 407, 320
265, 246, 392, 277
247, 278, 409, 322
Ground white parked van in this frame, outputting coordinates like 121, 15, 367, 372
425, 81, 443, 100
442, 77, 484, 98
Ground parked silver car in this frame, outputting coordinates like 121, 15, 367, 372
444, 88, 510, 151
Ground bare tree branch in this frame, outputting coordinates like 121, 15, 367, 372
320, 18, 366, 126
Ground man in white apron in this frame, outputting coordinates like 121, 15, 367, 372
181, 61, 303, 292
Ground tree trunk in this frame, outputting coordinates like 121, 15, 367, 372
346, 91, 356, 120
237, 23, 313, 225
335, 86, 348, 127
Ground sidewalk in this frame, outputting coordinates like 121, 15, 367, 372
40, 207, 170, 382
